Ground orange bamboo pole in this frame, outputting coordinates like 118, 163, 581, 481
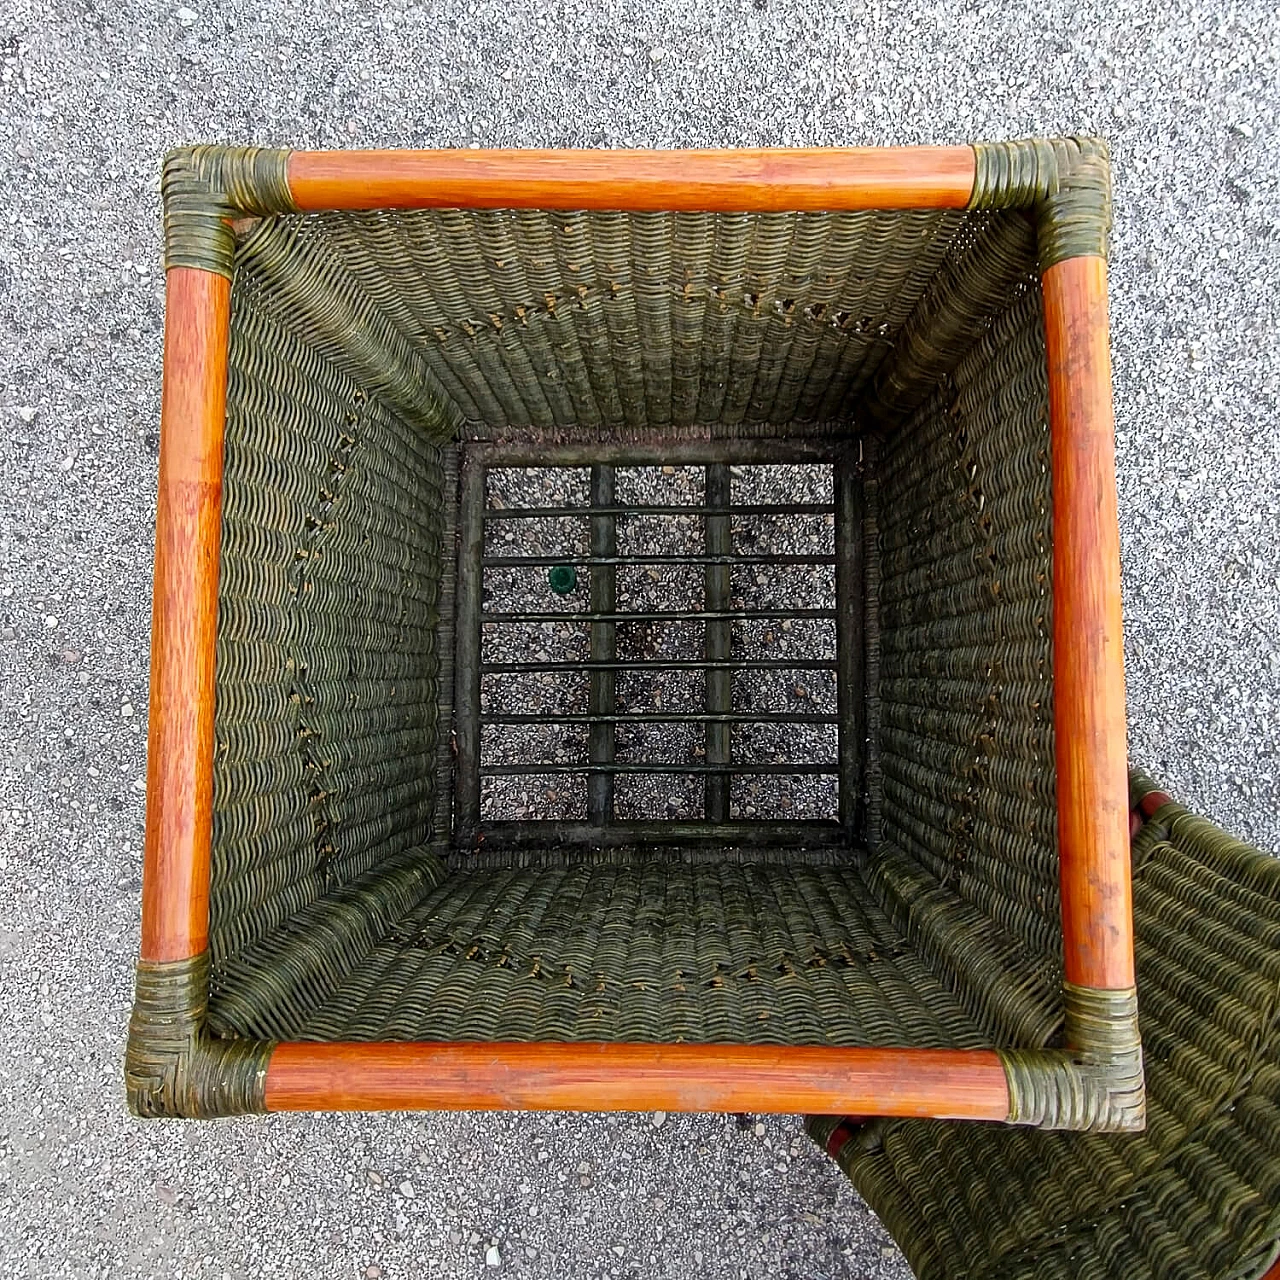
264, 1042, 1011, 1117
286, 147, 976, 213
140, 267, 230, 962
1044, 255, 1134, 993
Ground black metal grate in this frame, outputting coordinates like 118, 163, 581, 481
453, 439, 864, 850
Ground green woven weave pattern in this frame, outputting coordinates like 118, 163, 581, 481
248, 207, 1001, 434
208, 256, 453, 975
260, 860, 989, 1046
866, 278, 1060, 1047
813, 781, 1280, 1279
206, 198, 1067, 1055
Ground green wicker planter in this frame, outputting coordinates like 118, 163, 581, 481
128, 140, 1143, 1125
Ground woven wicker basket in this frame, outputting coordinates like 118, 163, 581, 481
810, 772, 1280, 1280
128, 139, 1142, 1127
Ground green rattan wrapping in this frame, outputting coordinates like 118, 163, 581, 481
970, 136, 1112, 269
126, 953, 271, 1118
163, 146, 295, 277
999, 985, 1144, 1131
811, 776, 1280, 1279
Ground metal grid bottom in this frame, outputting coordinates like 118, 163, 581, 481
453, 439, 864, 852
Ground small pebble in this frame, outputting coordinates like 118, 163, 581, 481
398, 1180, 414, 1198
754, 1121, 766, 1136
15, 406, 36, 424
120, 702, 135, 718
484, 1244, 502, 1267
651, 1110, 667, 1128
648, 46, 667, 62
448, 1229, 462, 1245
364, 1266, 382, 1279
365, 1170, 383, 1188
175, 5, 198, 24
44, 616, 59, 630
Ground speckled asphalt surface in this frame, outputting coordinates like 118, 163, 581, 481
0, 2, 1277, 1276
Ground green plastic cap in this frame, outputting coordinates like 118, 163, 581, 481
548, 564, 578, 595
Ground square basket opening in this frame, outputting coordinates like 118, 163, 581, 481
471, 458, 841, 833
204, 199, 1069, 1058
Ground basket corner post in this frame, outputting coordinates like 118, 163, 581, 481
161, 143, 298, 277
134, 195, 258, 1117
1031, 138, 1134, 1020
125, 953, 273, 1120
999, 983, 1144, 1133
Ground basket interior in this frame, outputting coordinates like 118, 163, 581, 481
206, 205, 1063, 1050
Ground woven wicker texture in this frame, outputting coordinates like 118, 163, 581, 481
208, 251, 453, 975
867, 277, 1061, 1049
227, 207, 1054, 436
209, 858, 991, 1047
810, 777, 1280, 1280
208, 199, 1065, 1056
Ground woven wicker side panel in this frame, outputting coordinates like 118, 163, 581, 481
864, 209, 1039, 427
872, 284, 1059, 988
207, 845, 448, 1041
209, 297, 448, 972
823, 801, 1280, 1280
862, 846, 1061, 1048
231, 218, 464, 442
289, 861, 991, 1047
288, 207, 983, 434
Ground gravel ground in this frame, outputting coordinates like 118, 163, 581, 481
1, 1, 1278, 1277
479, 462, 839, 823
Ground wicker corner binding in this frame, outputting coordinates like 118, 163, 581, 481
126, 954, 271, 1118
131, 138, 1141, 1126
